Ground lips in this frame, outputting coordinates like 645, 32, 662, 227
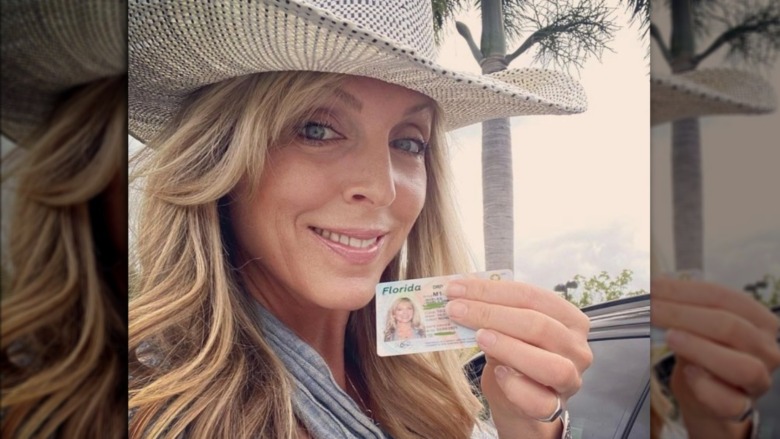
309, 226, 387, 265
311, 227, 382, 249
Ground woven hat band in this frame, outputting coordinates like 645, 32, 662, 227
651, 68, 776, 126
128, 0, 587, 142
305, 0, 436, 60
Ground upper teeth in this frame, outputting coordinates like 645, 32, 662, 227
313, 228, 378, 249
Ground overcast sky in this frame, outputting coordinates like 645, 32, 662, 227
436, 1, 650, 294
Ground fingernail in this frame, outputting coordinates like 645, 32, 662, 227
683, 365, 702, 380
494, 365, 509, 380
476, 329, 497, 348
446, 282, 466, 298
445, 301, 467, 318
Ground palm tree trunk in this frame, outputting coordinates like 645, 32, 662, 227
479, 0, 514, 271
482, 116, 514, 271
671, 117, 703, 272
669, 0, 703, 274
481, 55, 514, 272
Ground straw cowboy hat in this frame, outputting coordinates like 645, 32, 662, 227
129, 0, 588, 143
0, 0, 126, 143
651, 68, 776, 126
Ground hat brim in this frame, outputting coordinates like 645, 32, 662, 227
0, 0, 126, 143
129, 0, 587, 143
651, 68, 776, 126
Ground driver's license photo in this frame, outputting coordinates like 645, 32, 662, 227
375, 269, 513, 357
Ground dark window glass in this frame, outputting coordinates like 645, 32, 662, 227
567, 337, 649, 439
751, 309, 780, 438
755, 340, 780, 438
627, 392, 650, 439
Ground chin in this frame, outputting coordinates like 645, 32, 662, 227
312, 278, 378, 311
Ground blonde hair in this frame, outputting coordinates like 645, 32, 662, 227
129, 71, 484, 438
1, 76, 127, 438
383, 297, 425, 341
650, 373, 672, 439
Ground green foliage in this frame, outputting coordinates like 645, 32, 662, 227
653, 0, 780, 68
431, 0, 469, 45
433, 0, 642, 73
622, 0, 649, 30
557, 269, 647, 307
576, 289, 593, 308
746, 274, 780, 307
768, 275, 780, 307
432, 0, 535, 44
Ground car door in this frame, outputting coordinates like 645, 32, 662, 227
567, 296, 651, 439
567, 336, 650, 439
753, 305, 780, 439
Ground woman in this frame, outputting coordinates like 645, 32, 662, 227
384, 297, 426, 342
1, 1, 126, 437
128, 1, 592, 438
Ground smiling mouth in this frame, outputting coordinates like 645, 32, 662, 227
310, 227, 382, 249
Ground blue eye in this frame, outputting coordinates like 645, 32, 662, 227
298, 122, 340, 141
391, 138, 428, 155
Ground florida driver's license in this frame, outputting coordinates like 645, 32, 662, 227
375, 269, 513, 357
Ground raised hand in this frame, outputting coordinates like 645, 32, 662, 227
446, 279, 592, 438
651, 278, 780, 439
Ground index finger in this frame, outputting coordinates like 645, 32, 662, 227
446, 278, 589, 333
651, 278, 780, 334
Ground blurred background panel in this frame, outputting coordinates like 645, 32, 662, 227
650, 0, 779, 437
1, 1, 127, 438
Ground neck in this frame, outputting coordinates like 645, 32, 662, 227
240, 261, 352, 388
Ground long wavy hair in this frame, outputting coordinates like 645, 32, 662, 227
1, 76, 127, 438
128, 71, 484, 439
383, 297, 426, 342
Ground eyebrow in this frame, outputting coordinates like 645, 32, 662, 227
403, 101, 435, 117
333, 88, 435, 117
332, 88, 363, 112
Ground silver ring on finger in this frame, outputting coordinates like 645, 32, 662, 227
536, 393, 563, 423
729, 398, 753, 423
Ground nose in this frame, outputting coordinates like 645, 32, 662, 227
343, 141, 396, 207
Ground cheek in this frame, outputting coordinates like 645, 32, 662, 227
229, 177, 291, 256
394, 164, 427, 221
228, 181, 268, 259
243, 156, 332, 219
230, 154, 337, 255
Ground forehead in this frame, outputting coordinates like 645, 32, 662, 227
335, 75, 434, 112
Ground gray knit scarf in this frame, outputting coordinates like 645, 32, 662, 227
254, 304, 390, 439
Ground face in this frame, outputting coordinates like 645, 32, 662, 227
230, 76, 432, 311
393, 301, 415, 324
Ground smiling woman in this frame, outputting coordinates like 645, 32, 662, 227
128, 1, 593, 439
130, 69, 485, 439
229, 77, 431, 314
130, 70, 482, 439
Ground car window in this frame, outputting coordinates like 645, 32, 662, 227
755, 323, 780, 439
627, 391, 650, 439
568, 337, 650, 439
